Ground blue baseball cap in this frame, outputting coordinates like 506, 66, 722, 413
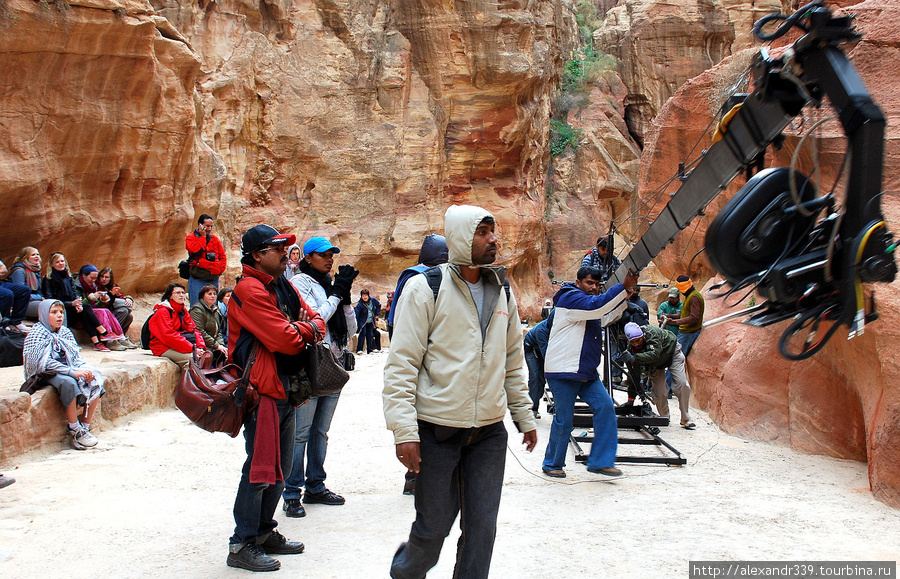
303, 237, 340, 256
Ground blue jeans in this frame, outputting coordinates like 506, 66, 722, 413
524, 346, 544, 412
543, 377, 617, 471
357, 322, 376, 353
230, 398, 295, 547
188, 276, 218, 308
390, 420, 508, 579
283, 391, 341, 498
0, 282, 31, 323
677, 330, 701, 357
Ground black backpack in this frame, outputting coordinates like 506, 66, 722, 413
0, 327, 26, 367
140, 311, 157, 350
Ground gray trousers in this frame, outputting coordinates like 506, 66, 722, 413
649, 346, 692, 423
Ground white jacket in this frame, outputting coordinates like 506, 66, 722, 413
383, 205, 537, 444
290, 272, 358, 356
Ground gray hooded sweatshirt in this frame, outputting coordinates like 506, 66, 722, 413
382, 205, 536, 444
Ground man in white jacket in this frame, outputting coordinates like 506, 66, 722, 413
383, 205, 537, 579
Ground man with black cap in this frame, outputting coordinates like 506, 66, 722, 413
185, 213, 227, 306
225, 224, 326, 572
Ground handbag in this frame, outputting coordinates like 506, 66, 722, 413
306, 325, 350, 397
174, 345, 259, 438
341, 349, 355, 371
20, 371, 57, 395
178, 260, 191, 280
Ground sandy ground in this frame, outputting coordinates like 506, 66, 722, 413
1, 350, 898, 579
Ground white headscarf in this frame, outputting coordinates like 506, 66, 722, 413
23, 300, 84, 379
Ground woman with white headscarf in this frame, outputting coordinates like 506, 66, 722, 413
23, 300, 105, 450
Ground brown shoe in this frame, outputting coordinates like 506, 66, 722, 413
587, 466, 622, 477
542, 468, 566, 478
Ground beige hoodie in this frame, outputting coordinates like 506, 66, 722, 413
382, 205, 537, 444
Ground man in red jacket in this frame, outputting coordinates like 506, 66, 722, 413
185, 213, 227, 307
226, 224, 326, 573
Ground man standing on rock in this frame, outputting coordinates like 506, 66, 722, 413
226, 224, 325, 572
383, 205, 537, 579
185, 213, 227, 307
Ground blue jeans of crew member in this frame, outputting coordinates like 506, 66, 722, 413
390, 420, 508, 579
677, 329, 701, 357
188, 275, 219, 308
0, 282, 31, 324
543, 377, 617, 471
524, 345, 544, 412
230, 398, 295, 549
284, 391, 341, 498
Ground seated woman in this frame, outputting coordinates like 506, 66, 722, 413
73, 265, 127, 351
23, 300, 104, 450
215, 286, 232, 346
148, 283, 204, 370
190, 283, 228, 364
96, 267, 136, 346
41, 253, 116, 352
9, 246, 43, 319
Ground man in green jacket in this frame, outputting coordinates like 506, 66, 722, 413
620, 322, 696, 430
383, 204, 537, 579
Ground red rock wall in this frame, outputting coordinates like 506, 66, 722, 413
640, 0, 900, 507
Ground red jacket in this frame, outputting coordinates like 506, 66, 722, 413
185, 231, 227, 277
228, 264, 325, 399
149, 301, 204, 355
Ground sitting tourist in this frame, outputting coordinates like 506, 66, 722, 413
0, 260, 31, 333
190, 283, 228, 363
23, 300, 105, 450
9, 246, 44, 319
215, 286, 232, 346
73, 265, 127, 351
97, 267, 136, 343
148, 283, 204, 370
42, 254, 115, 351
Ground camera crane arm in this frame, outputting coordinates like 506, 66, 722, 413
606, 1, 897, 360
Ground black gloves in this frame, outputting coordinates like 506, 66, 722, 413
619, 350, 636, 364
330, 264, 359, 303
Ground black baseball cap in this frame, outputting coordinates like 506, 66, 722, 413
241, 224, 296, 256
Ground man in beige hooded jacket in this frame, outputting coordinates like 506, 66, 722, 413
383, 204, 537, 579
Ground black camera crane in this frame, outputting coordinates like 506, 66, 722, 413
606, 1, 897, 360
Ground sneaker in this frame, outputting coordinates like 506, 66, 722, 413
14, 323, 30, 333
92, 342, 110, 352
282, 498, 306, 518
107, 340, 127, 351
303, 489, 345, 505
227, 542, 280, 572
533, 409, 541, 420
587, 466, 623, 477
681, 420, 697, 430
0, 474, 15, 489
258, 530, 304, 555
121, 338, 139, 349
67, 424, 98, 450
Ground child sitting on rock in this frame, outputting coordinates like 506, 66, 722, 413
23, 300, 105, 450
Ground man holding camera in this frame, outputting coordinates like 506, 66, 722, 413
185, 213, 227, 306
620, 322, 696, 430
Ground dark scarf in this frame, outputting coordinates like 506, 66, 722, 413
299, 260, 349, 349
49, 268, 76, 301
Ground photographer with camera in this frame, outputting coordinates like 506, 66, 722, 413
185, 213, 227, 306
619, 322, 696, 430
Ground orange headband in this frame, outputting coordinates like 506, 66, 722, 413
675, 280, 692, 294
